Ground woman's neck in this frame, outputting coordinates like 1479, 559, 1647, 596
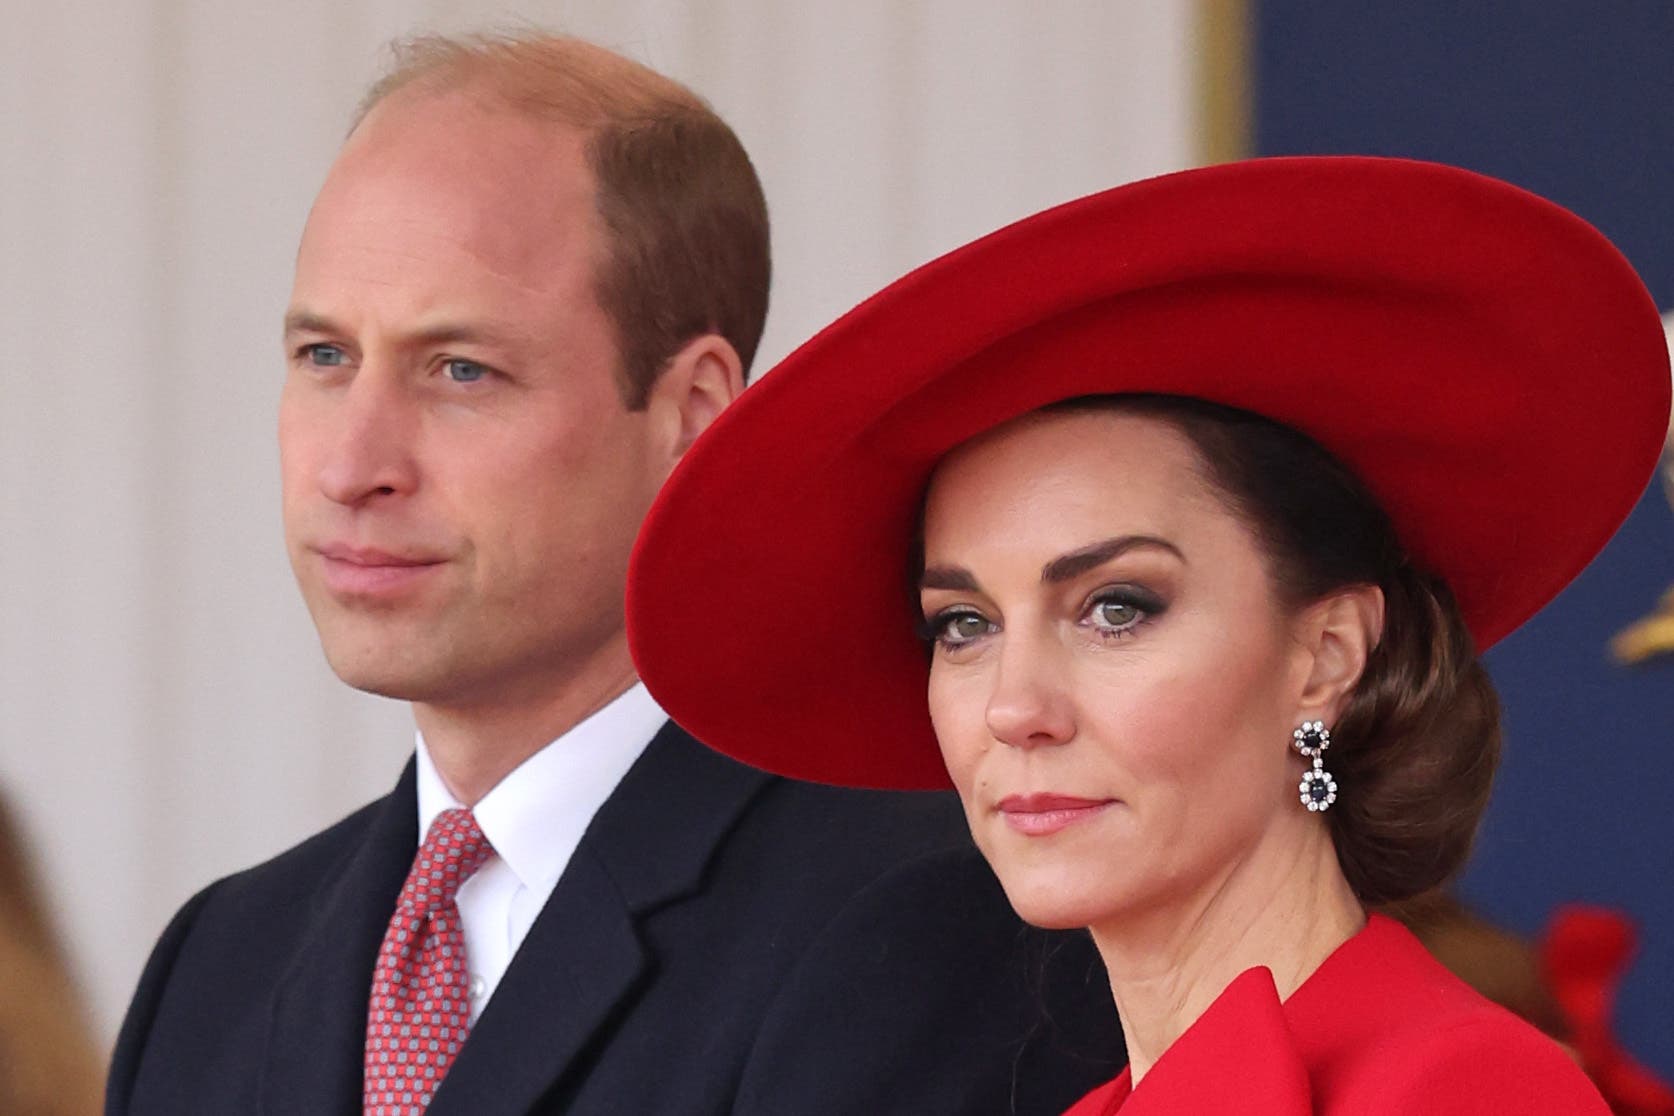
1090, 821, 1365, 1086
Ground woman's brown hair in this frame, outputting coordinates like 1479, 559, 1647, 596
1051, 394, 1502, 905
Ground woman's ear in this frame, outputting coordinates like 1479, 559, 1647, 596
1297, 585, 1385, 721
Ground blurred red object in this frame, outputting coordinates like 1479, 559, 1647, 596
1544, 905, 1674, 1116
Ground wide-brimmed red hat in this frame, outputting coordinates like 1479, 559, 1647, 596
627, 156, 1670, 790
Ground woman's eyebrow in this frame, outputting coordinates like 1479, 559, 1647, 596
919, 566, 979, 592
1041, 535, 1184, 584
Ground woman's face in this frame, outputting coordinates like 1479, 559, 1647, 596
920, 409, 1322, 932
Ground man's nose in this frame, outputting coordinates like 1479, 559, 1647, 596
315, 366, 419, 507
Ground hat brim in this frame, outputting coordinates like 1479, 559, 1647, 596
627, 156, 1670, 790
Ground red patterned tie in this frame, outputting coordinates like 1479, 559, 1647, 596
364, 808, 495, 1115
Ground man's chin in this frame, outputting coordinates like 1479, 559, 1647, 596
318, 641, 453, 703
327, 666, 437, 703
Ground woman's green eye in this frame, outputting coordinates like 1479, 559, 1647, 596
1082, 585, 1166, 639
1093, 600, 1139, 629
939, 612, 991, 644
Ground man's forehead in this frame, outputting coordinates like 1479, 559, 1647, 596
317, 88, 596, 233
346, 84, 589, 169
296, 93, 601, 297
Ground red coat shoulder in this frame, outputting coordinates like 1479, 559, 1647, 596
1057, 916, 1607, 1115
1299, 916, 1606, 1114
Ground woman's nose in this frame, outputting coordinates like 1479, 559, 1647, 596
983, 635, 1076, 750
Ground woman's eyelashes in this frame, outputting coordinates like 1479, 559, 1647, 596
1081, 584, 1167, 640
921, 607, 996, 650
919, 583, 1168, 651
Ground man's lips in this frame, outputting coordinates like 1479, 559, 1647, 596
996, 794, 1117, 837
312, 543, 447, 596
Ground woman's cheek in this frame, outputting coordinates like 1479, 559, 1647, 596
928, 667, 990, 790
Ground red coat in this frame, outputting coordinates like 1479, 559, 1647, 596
1065, 914, 1608, 1115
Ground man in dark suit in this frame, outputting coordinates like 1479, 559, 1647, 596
106, 32, 1120, 1116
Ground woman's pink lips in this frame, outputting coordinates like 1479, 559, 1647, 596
996, 794, 1116, 836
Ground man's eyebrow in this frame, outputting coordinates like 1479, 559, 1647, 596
281, 311, 526, 349
919, 566, 980, 592
282, 309, 340, 337
1040, 535, 1184, 584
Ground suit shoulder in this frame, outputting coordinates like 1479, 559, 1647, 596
748, 778, 969, 859
109, 792, 399, 1114
198, 792, 392, 908
687, 776, 973, 946
736, 842, 1122, 1116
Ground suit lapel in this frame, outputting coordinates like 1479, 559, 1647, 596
260, 761, 419, 1116
429, 722, 772, 1116
425, 847, 643, 1115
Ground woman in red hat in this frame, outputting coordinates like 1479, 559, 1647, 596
627, 157, 1669, 1113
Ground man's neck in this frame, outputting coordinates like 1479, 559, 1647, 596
413, 651, 641, 807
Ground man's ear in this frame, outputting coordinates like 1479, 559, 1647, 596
643, 333, 745, 476
1296, 585, 1385, 722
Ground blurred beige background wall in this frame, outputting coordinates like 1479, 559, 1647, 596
0, 0, 1206, 1040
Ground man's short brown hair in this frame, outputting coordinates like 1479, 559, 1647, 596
357, 32, 771, 407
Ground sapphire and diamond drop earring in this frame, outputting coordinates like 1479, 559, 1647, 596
1292, 720, 1338, 812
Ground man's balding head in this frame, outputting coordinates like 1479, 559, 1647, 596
357, 33, 771, 406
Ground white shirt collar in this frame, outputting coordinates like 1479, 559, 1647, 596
414, 682, 666, 896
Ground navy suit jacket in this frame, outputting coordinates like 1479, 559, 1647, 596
107, 722, 1122, 1114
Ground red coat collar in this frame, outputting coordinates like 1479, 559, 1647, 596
1069, 915, 1431, 1115
1091, 965, 1312, 1115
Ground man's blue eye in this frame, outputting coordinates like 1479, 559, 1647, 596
444, 359, 488, 383
307, 344, 347, 367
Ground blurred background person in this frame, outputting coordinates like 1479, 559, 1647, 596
0, 789, 103, 1116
